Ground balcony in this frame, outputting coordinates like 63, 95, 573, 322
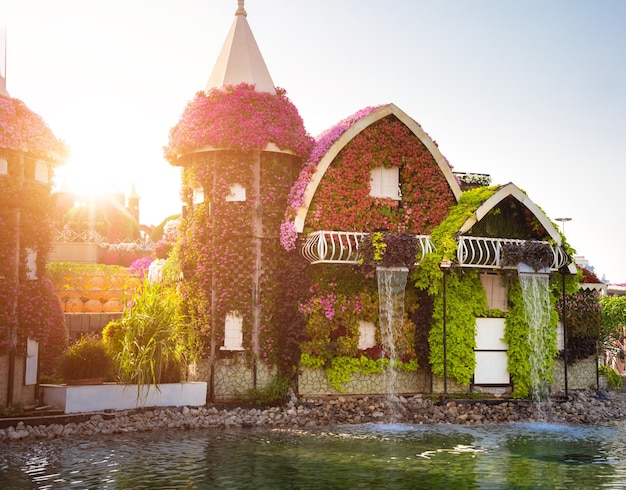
301, 231, 568, 271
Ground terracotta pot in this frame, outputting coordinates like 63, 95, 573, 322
84, 299, 104, 313
65, 297, 84, 312
103, 298, 124, 312
88, 276, 108, 290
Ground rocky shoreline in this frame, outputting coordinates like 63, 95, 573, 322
1, 389, 625, 443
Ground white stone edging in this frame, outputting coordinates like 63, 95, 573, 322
41, 382, 207, 414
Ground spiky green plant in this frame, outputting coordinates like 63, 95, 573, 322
112, 280, 200, 396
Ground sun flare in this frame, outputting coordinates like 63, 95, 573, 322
51, 91, 154, 199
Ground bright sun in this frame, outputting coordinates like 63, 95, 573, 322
52, 92, 151, 196
50, 91, 183, 225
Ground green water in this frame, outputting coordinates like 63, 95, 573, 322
1, 421, 625, 488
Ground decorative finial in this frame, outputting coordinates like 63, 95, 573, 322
236, 0, 247, 17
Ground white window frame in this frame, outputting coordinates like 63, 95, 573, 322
35, 160, 48, 183
357, 320, 377, 350
370, 166, 400, 200
479, 273, 508, 312
226, 183, 246, 202
221, 311, 244, 351
193, 187, 205, 204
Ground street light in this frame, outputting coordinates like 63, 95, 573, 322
555, 217, 572, 234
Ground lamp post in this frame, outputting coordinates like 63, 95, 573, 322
440, 259, 452, 395
560, 267, 569, 398
555, 217, 572, 234
555, 218, 572, 397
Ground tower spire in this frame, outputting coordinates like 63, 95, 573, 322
236, 0, 247, 17
204, 0, 275, 94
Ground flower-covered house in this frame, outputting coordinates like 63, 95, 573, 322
0, 80, 68, 407
166, 1, 595, 400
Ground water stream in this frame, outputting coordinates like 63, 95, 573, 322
376, 266, 408, 401
518, 268, 552, 403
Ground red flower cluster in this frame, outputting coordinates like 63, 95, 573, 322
580, 267, 601, 283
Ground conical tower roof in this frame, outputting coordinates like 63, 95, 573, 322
1, 25, 9, 97
205, 1, 275, 94
0, 75, 7, 97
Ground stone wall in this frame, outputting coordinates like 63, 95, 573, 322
553, 356, 598, 391
188, 357, 277, 401
298, 367, 428, 396
186, 356, 599, 399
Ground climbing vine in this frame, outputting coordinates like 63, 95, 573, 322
428, 269, 488, 385
412, 187, 497, 386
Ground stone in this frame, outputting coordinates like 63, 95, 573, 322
1, 390, 625, 443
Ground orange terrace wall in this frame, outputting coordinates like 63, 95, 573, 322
47, 263, 142, 339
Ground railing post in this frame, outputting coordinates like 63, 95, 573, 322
440, 259, 453, 395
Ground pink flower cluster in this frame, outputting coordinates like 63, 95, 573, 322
0, 95, 67, 160
280, 106, 380, 250
280, 108, 456, 249
164, 83, 314, 163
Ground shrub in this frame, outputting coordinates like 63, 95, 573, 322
599, 364, 623, 389
58, 335, 114, 382
234, 375, 292, 406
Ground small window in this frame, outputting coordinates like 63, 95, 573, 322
221, 311, 244, 351
357, 320, 377, 350
193, 187, 205, 204
26, 248, 37, 280
479, 273, 508, 312
0, 158, 7, 175
370, 166, 400, 200
226, 184, 246, 202
35, 160, 48, 183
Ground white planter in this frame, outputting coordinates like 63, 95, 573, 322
517, 262, 550, 274
41, 382, 207, 414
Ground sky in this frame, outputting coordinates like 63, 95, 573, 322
1, 0, 625, 281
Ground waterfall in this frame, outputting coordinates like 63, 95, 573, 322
518, 267, 552, 402
376, 266, 409, 397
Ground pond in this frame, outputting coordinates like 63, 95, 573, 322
1, 420, 625, 488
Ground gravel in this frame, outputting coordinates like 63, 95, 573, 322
1, 389, 624, 443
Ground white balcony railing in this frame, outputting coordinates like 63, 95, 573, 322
301, 231, 366, 264
301, 231, 434, 265
456, 236, 569, 270
301, 231, 568, 271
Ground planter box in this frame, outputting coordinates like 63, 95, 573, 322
41, 382, 207, 414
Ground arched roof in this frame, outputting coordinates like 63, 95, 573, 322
294, 103, 462, 232
458, 182, 563, 245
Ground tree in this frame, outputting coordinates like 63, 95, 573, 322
599, 295, 626, 360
